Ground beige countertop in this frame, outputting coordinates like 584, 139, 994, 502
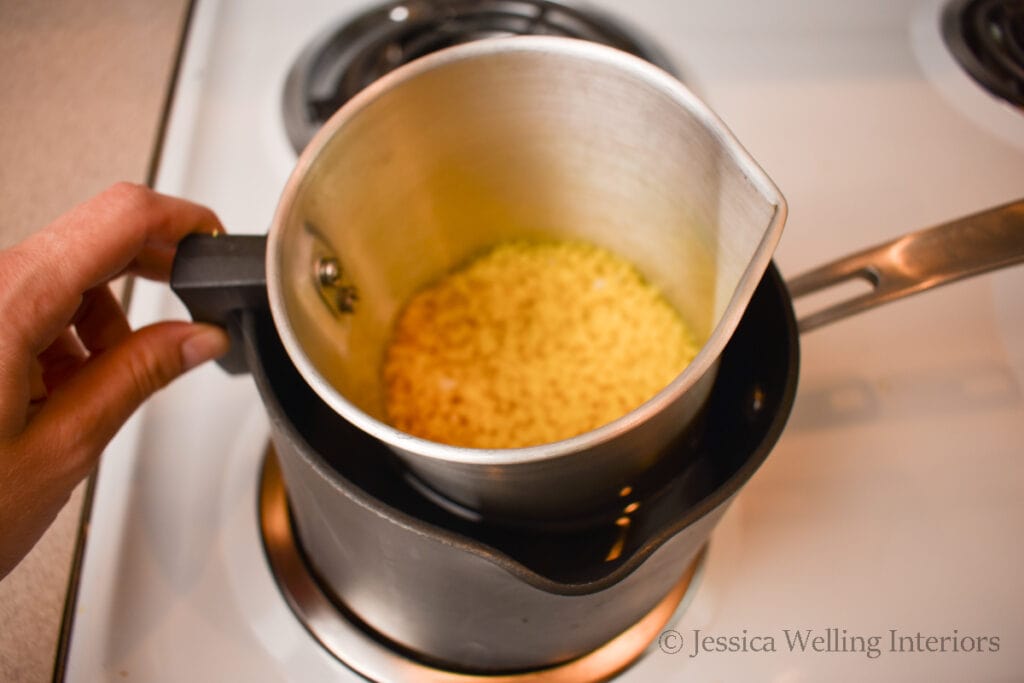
0, 1, 190, 680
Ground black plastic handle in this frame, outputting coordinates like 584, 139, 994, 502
170, 234, 268, 374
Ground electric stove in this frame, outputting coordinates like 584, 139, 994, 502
60, 0, 1024, 680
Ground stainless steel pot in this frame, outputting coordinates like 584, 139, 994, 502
176, 36, 787, 521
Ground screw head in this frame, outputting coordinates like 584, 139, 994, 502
316, 258, 341, 286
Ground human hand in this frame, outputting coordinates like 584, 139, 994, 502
0, 183, 230, 579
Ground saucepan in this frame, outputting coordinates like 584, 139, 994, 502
192, 201, 1021, 676
178, 208, 1023, 674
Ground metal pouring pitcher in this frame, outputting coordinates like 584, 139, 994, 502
171, 36, 786, 521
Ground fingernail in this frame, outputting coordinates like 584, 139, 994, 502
180, 325, 230, 371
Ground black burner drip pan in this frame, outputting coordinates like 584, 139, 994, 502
943, 0, 1024, 108
282, 0, 677, 153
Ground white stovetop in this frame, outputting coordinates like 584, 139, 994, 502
64, 0, 1024, 680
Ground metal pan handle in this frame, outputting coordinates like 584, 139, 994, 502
170, 234, 268, 373
788, 198, 1024, 332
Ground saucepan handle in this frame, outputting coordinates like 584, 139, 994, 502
788, 198, 1024, 332
170, 234, 268, 374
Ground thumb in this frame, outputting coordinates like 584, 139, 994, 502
28, 322, 229, 480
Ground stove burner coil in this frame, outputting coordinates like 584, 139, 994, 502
282, 0, 677, 153
942, 0, 1024, 108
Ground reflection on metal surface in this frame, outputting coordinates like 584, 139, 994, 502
258, 447, 703, 682
788, 362, 1022, 431
788, 198, 1024, 332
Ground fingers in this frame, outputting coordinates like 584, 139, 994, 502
129, 244, 178, 282
0, 285, 130, 435
44, 182, 223, 287
38, 286, 127, 397
1, 183, 223, 357
72, 285, 131, 354
37, 329, 87, 394
24, 321, 229, 482
0, 185, 229, 579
